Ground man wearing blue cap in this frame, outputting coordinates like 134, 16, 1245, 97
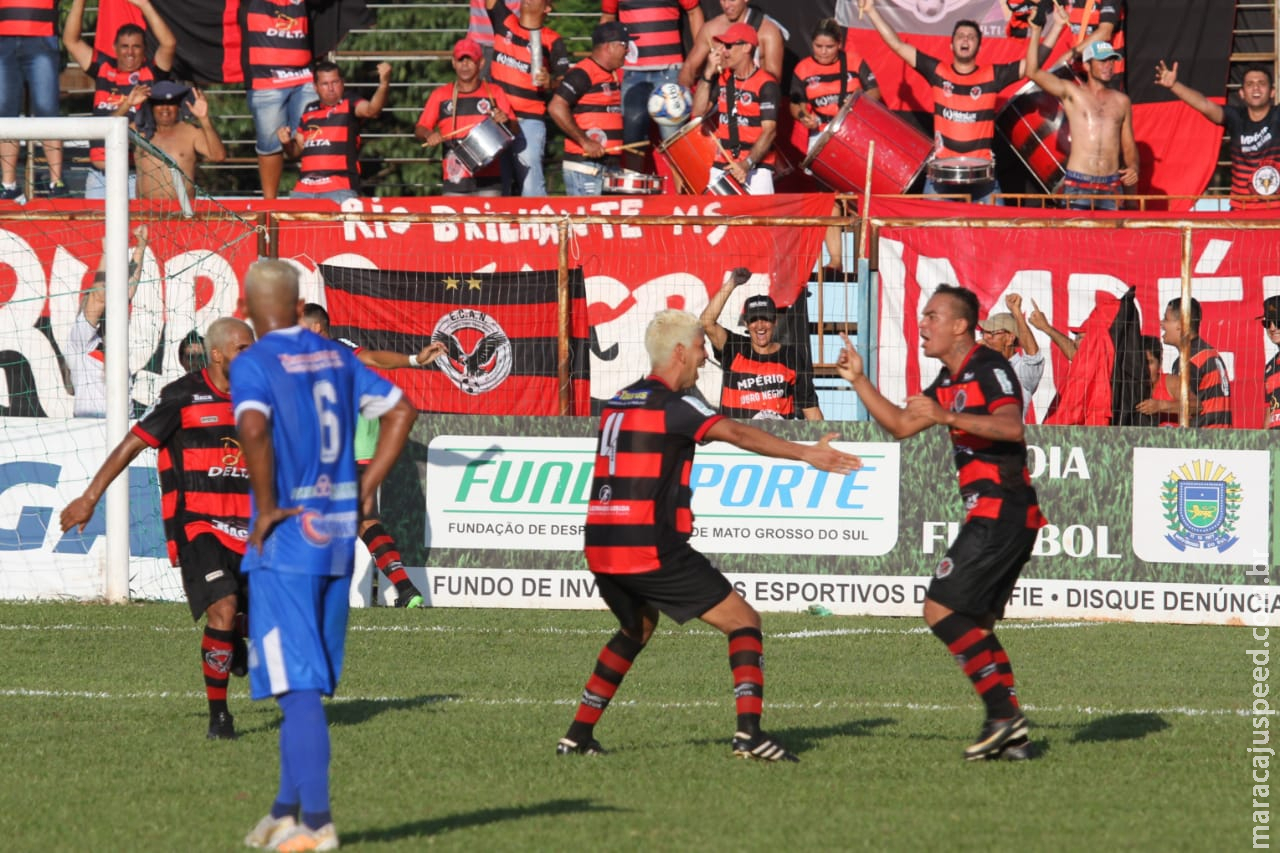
1026, 14, 1137, 211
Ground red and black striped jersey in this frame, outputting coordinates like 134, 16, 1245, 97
90, 53, 163, 164
0, 0, 56, 37
603, 0, 698, 69
131, 370, 250, 566
790, 53, 876, 122
1005, 1, 1034, 38
914, 53, 1021, 161
923, 345, 1045, 529
1266, 351, 1280, 429
295, 95, 363, 193
1223, 104, 1280, 210
488, 5, 570, 120
1067, 0, 1124, 75
556, 58, 623, 161
584, 375, 724, 574
713, 334, 817, 419
711, 67, 780, 166
1172, 337, 1232, 428
240, 0, 313, 91
418, 82, 515, 184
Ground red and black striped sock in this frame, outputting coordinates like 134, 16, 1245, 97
990, 635, 1020, 711
565, 631, 645, 744
361, 523, 410, 587
202, 625, 235, 715
728, 627, 765, 736
929, 613, 1018, 720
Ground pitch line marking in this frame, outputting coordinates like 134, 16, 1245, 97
0, 686, 1245, 719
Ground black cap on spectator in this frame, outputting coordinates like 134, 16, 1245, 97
743, 294, 777, 323
1259, 295, 1280, 324
148, 81, 191, 103
593, 20, 630, 45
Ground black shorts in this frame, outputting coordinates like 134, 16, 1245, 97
593, 546, 734, 632
927, 518, 1038, 620
177, 534, 247, 621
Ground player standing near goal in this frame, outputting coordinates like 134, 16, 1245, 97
234, 261, 415, 851
300, 302, 446, 608
60, 317, 256, 741
557, 309, 861, 762
836, 284, 1046, 761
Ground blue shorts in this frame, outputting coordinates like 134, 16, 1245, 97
247, 570, 351, 700
0, 36, 61, 118
248, 82, 317, 156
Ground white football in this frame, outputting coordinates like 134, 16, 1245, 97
647, 83, 692, 127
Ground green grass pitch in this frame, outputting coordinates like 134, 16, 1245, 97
0, 603, 1253, 851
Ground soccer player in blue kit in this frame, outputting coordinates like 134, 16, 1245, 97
233, 260, 416, 851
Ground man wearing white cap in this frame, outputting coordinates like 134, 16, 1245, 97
1027, 15, 1138, 211
978, 293, 1042, 421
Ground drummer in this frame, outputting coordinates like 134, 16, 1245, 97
790, 17, 880, 274
417, 38, 516, 197
691, 23, 781, 195
859, 0, 1064, 204
548, 21, 628, 196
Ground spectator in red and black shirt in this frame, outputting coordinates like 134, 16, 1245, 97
1156, 63, 1280, 211
61, 317, 256, 741
700, 267, 822, 420
556, 308, 860, 762
1261, 296, 1280, 430
1138, 296, 1232, 428
63, 0, 176, 200
691, 22, 781, 194
602, 0, 704, 148
549, 20, 628, 196
860, 0, 1062, 204
417, 38, 515, 197
838, 283, 1047, 762
278, 60, 391, 204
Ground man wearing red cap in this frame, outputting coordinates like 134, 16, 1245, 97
417, 38, 515, 197
680, 0, 784, 90
690, 22, 780, 194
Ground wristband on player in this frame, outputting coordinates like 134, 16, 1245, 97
408, 352, 422, 367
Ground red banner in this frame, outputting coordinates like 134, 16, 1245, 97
870, 197, 1280, 429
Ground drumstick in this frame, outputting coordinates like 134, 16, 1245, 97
604, 140, 651, 154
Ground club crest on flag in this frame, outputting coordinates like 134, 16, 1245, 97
1161, 460, 1241, 553
432, 309, 513, 395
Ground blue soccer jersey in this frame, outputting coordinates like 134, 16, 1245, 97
231, 326, 402, 577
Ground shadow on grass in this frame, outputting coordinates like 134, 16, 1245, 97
1069, 712, 1169, 743
326, 694, 460, 727
342, 798, 624, 843
689, 717, 894, 754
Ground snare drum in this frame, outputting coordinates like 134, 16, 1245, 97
603, 169, 665, 195
451, 117, 515, 173
706, 171, 747, 195
658, 117, 717, 194
996, 72, 1073, 194
799, 92, 933, 195
927, 157, 996, 185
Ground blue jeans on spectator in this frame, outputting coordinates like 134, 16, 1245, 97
510, 117, 547, 196
291, 188, 358, 204
0, 36, 61, 118
924, 176, 1001, 205
621, 65, 682, 144
248, 82, 318, 155
84, 168, 137, 200
562, 162, 604, 196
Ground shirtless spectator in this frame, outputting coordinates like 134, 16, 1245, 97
679, 0, 784, 91
136, 83, 227, 202
1027, 16, 1138, 210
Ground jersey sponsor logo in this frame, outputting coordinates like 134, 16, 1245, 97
302, 124, 332, 147
934, 556, 954, 578
432, 309, 513, 395
211, 519, 249, 540
200, 415, 220, 424
1252, 165, 1279, 196
993, 367, 1015, 397
597, 484, 613, 504
267, 13, 306, 37
940, 106, 977, 124
278, 349, 343, 372
682, 393, 716, 417
204, 569, 226, 582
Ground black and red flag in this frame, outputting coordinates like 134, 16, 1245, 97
320, 264, 591, 417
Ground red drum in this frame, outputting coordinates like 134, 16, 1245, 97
996, 71, 1073, 194
658, 117, 717, 195
799, 91, 932, 195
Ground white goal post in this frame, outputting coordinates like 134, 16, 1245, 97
0, 116, 131, 601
